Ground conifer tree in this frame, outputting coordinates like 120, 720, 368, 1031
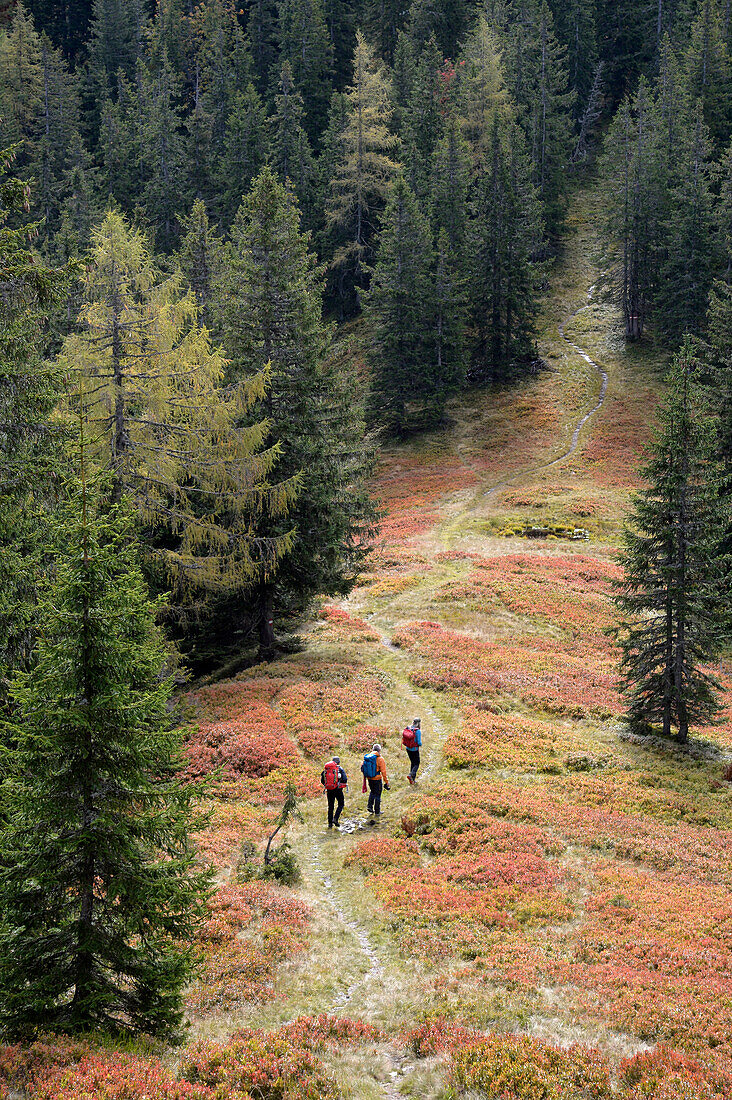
276, 0, 333, 141
327, 32, 400, 313
0, 148, 66, 702
59, 211, 294, 598
523, 3, 575, 238
35, 33, 84, 237
271, 62, 317, 226
684, 0, 732, 146
322, 0, 358, 89
549, 0, 598, 118
459, 16, 511, 159
176, 197, 224, 330
0, 481, 210, 1036
219, 167, 375, 653
603, 79, 665, 340
193, 0, 253, 159
401, 35, 444, 200
0, 2, 43, 164
430, 115, 470, 264
85, 0, 147, 105
362, 0, 407, 61
616, 339, 729, 742
367, 174, 435, 434
140, 55, 190, 250
216, 83, 270, 225
247, 0, 279, 92
469, 117, 542, 379
658, 101, 717, 340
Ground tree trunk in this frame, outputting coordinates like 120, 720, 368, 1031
258, 584, 276, 658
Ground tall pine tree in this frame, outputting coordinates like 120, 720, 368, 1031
219, 167, 375, 653
0, 481, 210, 1037
616, 339, 729, 742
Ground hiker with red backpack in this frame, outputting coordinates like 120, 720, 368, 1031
321, 757, 348, 829
403, 718, 422, 784
361, 744, 389, 815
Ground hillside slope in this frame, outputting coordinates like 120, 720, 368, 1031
8, 181, 732, 1100
172, 179, 732, 1096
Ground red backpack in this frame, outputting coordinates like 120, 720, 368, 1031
402, 727, 417, 749
324, 761, 341, 790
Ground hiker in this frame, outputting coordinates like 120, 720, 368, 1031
403, 717, 422, 785
361, 744, 389, 815
321, 756, 348, 829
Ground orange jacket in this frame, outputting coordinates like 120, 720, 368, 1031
375, 754, 388, 784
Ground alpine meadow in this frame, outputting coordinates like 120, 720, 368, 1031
3, 0, 732, 1097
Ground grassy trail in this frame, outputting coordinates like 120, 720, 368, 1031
269, 178, 662, 1093
187, 179, 732, 1098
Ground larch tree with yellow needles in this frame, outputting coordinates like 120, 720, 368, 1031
58, 209, 299, 610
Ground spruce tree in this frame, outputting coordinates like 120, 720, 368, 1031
35, 33, 85, 238
0, 2, 44, 165
602, 79, 665, 340
401, 35, 444, 201
658, 101, 717, 340
247, 0, 279, 93
0, 481, 210, 1036
616, 339, 729, 742
430, 114, 470, 265
469, 117, 542, 380
218, 167, 375, 653
276, 0, 333, 142
684, 0, 732, 146
139, 55, 190, 251
216, 83, 270, 226
270, 62, 317, 227
176, 198, 225, 331
327, 31, 400, 313
0, 148, 66, 702
366, 174, 436, 434
193, 0, 254, 161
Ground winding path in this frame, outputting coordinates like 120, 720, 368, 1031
305, 280, 611, 1096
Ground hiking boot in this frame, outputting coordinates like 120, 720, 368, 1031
407, 775, 414, 785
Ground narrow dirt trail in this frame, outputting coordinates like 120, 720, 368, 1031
300, 265, 614, 1095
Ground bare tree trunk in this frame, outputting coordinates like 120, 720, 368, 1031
258, 584, 276, 658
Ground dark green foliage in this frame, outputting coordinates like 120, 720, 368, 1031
616, 339, 730, 742
25, 0, 96, 60
216, 83, 270, 226
247, 0, 279, 92
658, 102, 717, 341
368, 174, 464, 433
270, 62, 317, 226
176, 198, 225, 330
401, 35, 444, 201
85, 0, 148, 103
276, 0, 333, 142
0, 148, 67, 703
218, 167, 376, 652
0, 485, 210, 1036
469, 118, 543, 380
431, 116, 469, 263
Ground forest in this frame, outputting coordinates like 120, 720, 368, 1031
1, 0, 732, 1096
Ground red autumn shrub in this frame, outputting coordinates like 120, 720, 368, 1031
620, 1044, 732, 1100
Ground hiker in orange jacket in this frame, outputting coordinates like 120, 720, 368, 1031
361, 744, 389, 815
321, 757, 348, 829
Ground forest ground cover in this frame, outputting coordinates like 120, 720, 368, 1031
5, 184, 732, 1099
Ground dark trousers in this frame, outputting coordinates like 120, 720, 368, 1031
327, 788, 344, 826
367, 777, 382, 813
407, 748, 420, 780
